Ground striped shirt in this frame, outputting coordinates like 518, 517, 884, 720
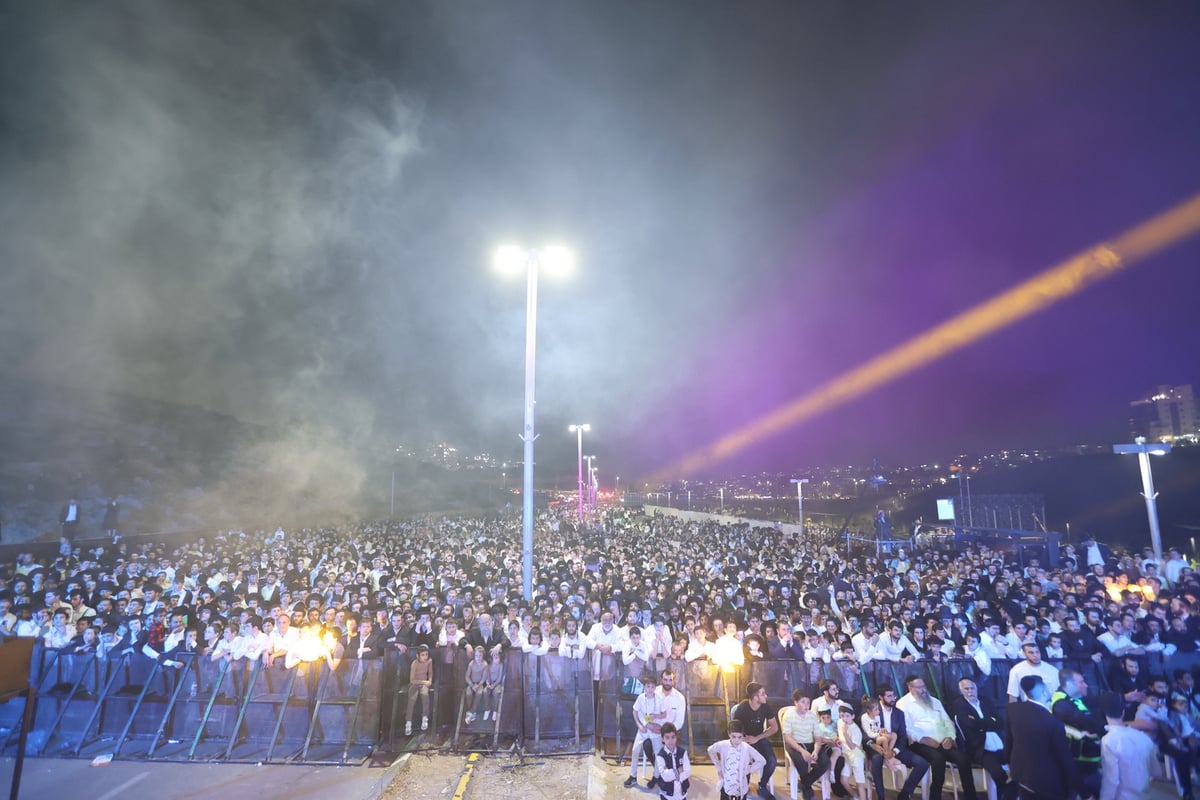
781, 706, 819, 744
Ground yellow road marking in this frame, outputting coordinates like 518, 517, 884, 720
452, 752, 480, 800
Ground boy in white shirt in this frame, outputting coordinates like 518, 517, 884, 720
709, 720, 767, 800
625, 673, 667, 789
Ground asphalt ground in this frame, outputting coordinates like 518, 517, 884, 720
0, 752, 408, 800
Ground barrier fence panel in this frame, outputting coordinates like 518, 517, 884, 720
596, 653, 633, 758
13, 642, 1200, 766
187, 657, 241, 760
522, 652, 593, 755
302, 657, 381, 763
224, 660, 315, 763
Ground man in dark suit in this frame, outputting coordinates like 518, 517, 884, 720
868, 685, 930, 800
952, 677, 1015, 800
60, 498, 81, 541
1004, 675, 1075, 800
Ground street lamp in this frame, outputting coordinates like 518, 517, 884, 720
790, 478, 809, 532
568, 424, 590, 521
495, 243, 574, 601
1113, 437, 1171, 565
952, 472, 974, 527
583, 455, 596, 511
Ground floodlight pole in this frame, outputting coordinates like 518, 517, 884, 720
790, 478, 809, 532
518, 256, 540, 601
569, 424, 590, 521
1114, 437, 1171, 566
584, 455, 596, 511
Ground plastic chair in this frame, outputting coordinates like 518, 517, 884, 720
777, 708, 832, 800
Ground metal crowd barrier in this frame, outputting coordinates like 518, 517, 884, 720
3, 648, 380, 765
6, 644, 1194, 766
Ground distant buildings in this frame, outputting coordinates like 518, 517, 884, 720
396, 441, 498, 470
1130, 384, 1199, 443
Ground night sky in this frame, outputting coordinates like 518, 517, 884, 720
2, 2, 1199, 488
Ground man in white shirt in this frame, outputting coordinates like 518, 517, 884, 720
684, 628, 712, 662
851, 618, 881, 663
1163, 547, 1188, 587
266, 613, 300, 667
1099, 690, 1157, 800
872, 620, 920, 662
559, 617, 588, 660
896, 675, 978, 800
979, 621, 1009, 661
810, 679, 851, 717
1097, 617, 1144, 658
586, 611, 623, 681
239, 615, 272, 662
1006, 642, 1060, 702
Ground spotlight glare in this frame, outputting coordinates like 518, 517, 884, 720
540, 245, 574, 275
494, 245, 527, 274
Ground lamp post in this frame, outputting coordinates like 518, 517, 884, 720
952, 472, 974, 527
583, 455, 596, 511
568, 424, 590, 521
790, 478, 809, 532
1113, 437, 1171, 565
495, 244, 574, 601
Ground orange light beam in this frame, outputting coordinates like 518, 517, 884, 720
649, 192, 1200, 482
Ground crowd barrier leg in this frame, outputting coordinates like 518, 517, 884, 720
224, 661, 263, 761
574, 671, 582, 750
72, 653, 129, 756
146, 657, 198, 757
112, 659, 167, 757
40, 652, 98, 753
341, 668, 369, 763
188, 659, 231, 760
265, 663, 301, 763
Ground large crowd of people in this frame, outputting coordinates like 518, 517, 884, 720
2, 504, 1199, 799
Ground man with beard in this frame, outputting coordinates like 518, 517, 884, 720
560, 616, 588, 660
586, 611, 623, 682
951, 678, 1013, 800
867, 685, 930, 800
896, 675, 977, 800
465, 613, 505, 661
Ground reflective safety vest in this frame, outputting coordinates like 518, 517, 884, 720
1051, 691, 1101, 763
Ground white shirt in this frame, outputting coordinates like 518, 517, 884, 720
708, 740, 766, 797
1007, 660, 1060, 700
586, 623, 623, 679
1099, 725, 1158, 800
896, 693, 956, 742
684, 637, 712, 662
872, 634, 921, 662
851, 631, 880, 663
1097, 630, 1136, 654
966, 699, 1004, 752
655, 686, 687, 729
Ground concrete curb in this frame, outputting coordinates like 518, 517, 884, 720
363, 752, 410, 800
586, 755, 612, 800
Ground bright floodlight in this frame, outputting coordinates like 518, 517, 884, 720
540, 244, 574, 274
494, 245, 527, 274
569, 423, 591, 433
